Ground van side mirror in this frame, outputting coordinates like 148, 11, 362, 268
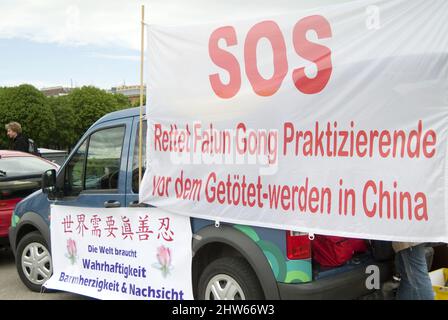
42, 169, 56, 195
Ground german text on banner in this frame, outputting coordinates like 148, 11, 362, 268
140, 0, 448, 242
44, 205, 193, 300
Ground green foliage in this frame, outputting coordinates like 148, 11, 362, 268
131, 95, 146, 107
67, 86, 131, 142
0, 84, 56, 149
0, 84, 132, 151
47, 95, 77, 150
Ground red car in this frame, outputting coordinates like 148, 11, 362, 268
0, 150, 59, 244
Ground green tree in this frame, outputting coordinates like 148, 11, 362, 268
0, 84, 56, 149
0, 84, 132, 150
131, 95, 146, 107
0, 87, 6, 149
47, 95, 77, 150
66, 86, 131, 141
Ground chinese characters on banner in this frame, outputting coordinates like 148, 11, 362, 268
44, 205, 193, 300
140, 0, 448, 242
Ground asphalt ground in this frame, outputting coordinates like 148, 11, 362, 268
0, 246, 87, 300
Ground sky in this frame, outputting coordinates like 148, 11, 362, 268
0, 0, 348, 90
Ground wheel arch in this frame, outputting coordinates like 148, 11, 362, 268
192, 224, 280, 300
15, 212, 51, 253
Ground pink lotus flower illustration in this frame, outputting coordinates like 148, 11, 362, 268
65, 238, 77, 265
152, 245, 173, 277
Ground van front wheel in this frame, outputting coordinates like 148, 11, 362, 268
16, 231, 52, 292
197, 257, 264, 300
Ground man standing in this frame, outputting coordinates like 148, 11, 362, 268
5, 121, 29, 153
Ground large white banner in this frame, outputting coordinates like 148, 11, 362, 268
44, 206, 193, 300
140, 0, 448, 242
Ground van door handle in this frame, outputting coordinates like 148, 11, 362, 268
104, 200, 121, 208
129, 201, 151, 208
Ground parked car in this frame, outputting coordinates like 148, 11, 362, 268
9, 108, 394, 298
0, 150, 59, 246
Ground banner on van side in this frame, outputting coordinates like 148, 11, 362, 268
44, 205, 193, 300
140, 0, 448, 243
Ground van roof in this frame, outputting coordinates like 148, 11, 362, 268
95, 106, 147, 124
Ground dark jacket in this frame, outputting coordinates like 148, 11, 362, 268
11, 133, 29, 153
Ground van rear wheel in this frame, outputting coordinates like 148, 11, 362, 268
16, 231, 52, 292
197, 257, 264, 300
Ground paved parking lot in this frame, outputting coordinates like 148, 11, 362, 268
0, 247, 87, 300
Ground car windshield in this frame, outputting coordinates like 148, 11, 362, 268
0, 156, 55, 177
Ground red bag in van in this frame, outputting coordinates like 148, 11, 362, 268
312, 235, 367, 267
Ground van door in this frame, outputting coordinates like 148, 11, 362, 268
125, 116, 147, 207
56, 118, 131, 208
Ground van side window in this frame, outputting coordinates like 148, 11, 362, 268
64, 126, 125, 196
64, 140, 87, 196
85, 126, 125, 191
132, 120, 147, 193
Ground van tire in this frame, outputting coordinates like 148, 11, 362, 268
197, 257, 264, 300
16, 231, 53, 292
